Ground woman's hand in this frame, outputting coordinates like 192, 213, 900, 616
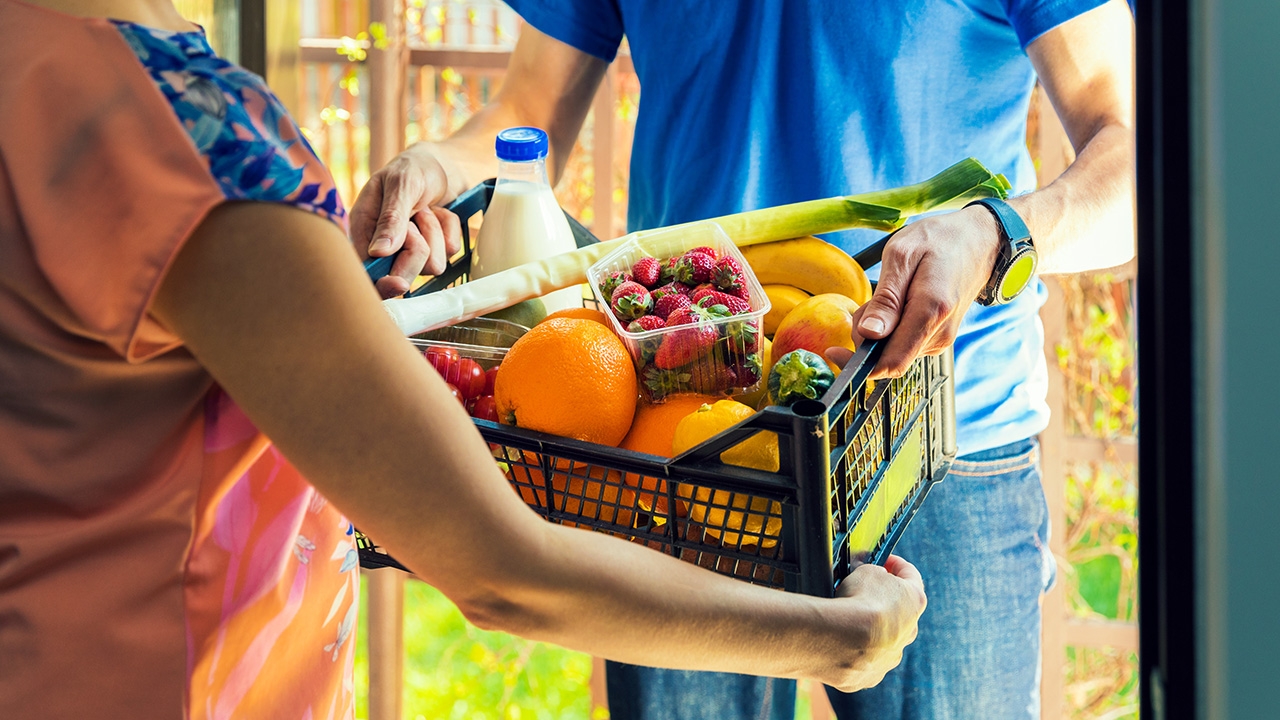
821, 555, 927, 692
349, 145, 463, 298
153, 201, 926, 688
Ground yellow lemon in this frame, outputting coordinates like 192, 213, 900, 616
672, 400, 782, 547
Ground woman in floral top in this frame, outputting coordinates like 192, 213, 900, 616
0, 1, 926, 718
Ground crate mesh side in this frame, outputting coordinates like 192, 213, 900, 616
358, 352, 950, 593
889, 362, 926, 440
842, 400, 887, 531
501, 443, 796, 589
868, 403, 934, 561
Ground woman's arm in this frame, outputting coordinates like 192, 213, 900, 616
151, 201, 925, 691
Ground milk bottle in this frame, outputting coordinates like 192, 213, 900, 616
471, 127, 583, 315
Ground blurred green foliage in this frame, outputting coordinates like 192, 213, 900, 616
354, 580, 596, 720
1057, 274, 1139, 720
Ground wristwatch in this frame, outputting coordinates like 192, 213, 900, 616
966, 197, 1038, 306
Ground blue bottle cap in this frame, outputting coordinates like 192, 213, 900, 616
495, 126, 549, 162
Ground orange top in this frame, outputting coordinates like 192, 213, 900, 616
0, 2, 358, 717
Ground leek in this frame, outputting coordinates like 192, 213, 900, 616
668, 157, 1013, 244
383, 158, 1011, 336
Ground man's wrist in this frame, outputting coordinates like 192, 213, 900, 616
405, 141, 470, 202
966, 197, 1038, 306
964, 203, 1005, 282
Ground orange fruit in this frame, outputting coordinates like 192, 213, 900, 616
508, 450, 636, 529
494, 318, 637, 447
540, 307, 612, 327
618, 394, 719, 517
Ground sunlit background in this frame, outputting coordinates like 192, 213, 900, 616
171, 2, 1138, 718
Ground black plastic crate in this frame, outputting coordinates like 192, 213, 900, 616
359, 181, 956, 597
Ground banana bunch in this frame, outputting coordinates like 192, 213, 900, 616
740, 236, 872, 307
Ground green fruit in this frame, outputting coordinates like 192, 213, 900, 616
483, 298, 547, 329
767, 349, 836, 407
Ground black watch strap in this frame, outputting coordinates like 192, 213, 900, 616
966, 197, 1034, 306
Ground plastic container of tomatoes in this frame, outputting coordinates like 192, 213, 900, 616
360, 180, 957, 596
411, 317, 527, 415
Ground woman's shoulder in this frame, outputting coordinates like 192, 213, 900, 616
112, 20, 347, 226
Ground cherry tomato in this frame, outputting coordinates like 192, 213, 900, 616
483, 366, 500, 396
469, 395, 499, 423
454, 358, 486, 401
423, 346, 460, 376
443, 383, 464, 404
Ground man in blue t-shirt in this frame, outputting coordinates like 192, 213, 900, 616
353, 1, 1134, 717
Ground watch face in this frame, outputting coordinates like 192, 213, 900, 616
998, 252, 1037, 302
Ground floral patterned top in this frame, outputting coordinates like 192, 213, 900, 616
0, 3, 357, 718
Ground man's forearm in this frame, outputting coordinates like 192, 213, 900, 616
406, 102, 523, 202
1008, 121, 1135, 275
405, 24, 608, 199
1016, 0, 1135, 276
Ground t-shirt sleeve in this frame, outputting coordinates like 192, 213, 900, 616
503, 0, 625, 62
1001, 0, 1112, 49
0, 18, 346, 363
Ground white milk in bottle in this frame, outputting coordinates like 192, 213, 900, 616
471, 127, 583, 316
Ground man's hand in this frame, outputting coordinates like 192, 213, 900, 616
826, 0, 1133, 379
823, 555, 927, 692
349, 145, 463, 298
827, 204, 1003, 379
348, 24, 606, 300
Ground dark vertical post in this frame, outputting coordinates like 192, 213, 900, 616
237, 0, 266, 77
790, 399, 834, 598
1137, 0, 1195, 718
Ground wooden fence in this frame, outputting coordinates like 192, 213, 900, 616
287, 3, 1139, 718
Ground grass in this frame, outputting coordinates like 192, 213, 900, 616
355, 578, 840, 720
355, 580, 597, 720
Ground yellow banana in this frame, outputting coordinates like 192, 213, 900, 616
741, 236, 872, 305
762, 285, 810, 336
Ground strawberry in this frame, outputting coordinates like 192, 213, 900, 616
659, 257, 680, 285
651, 281, 691, 302
689, 363, 734, 395
598, 270, 633, 300
696, 289, 751, 315
690, 282, 717, 299
689, 245, 718, 260
642, 366, 693, 401
729, 352, 763, 387
722, 318, 761, 354
654, 323, 718, 369
674, 251, 715, 285
666, 305, 697, 327
712, 256, 746, 293
654, 292, 692, 321
631, 257, 662, 288
611, 281, 653, 320
628, 316, 667, 332
725, 284, 751, 302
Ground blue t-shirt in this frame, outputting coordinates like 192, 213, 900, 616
506, 0, 1105, 455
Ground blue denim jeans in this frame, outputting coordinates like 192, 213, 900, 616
606, 664, 796, 720
606, 438, 1054, 720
